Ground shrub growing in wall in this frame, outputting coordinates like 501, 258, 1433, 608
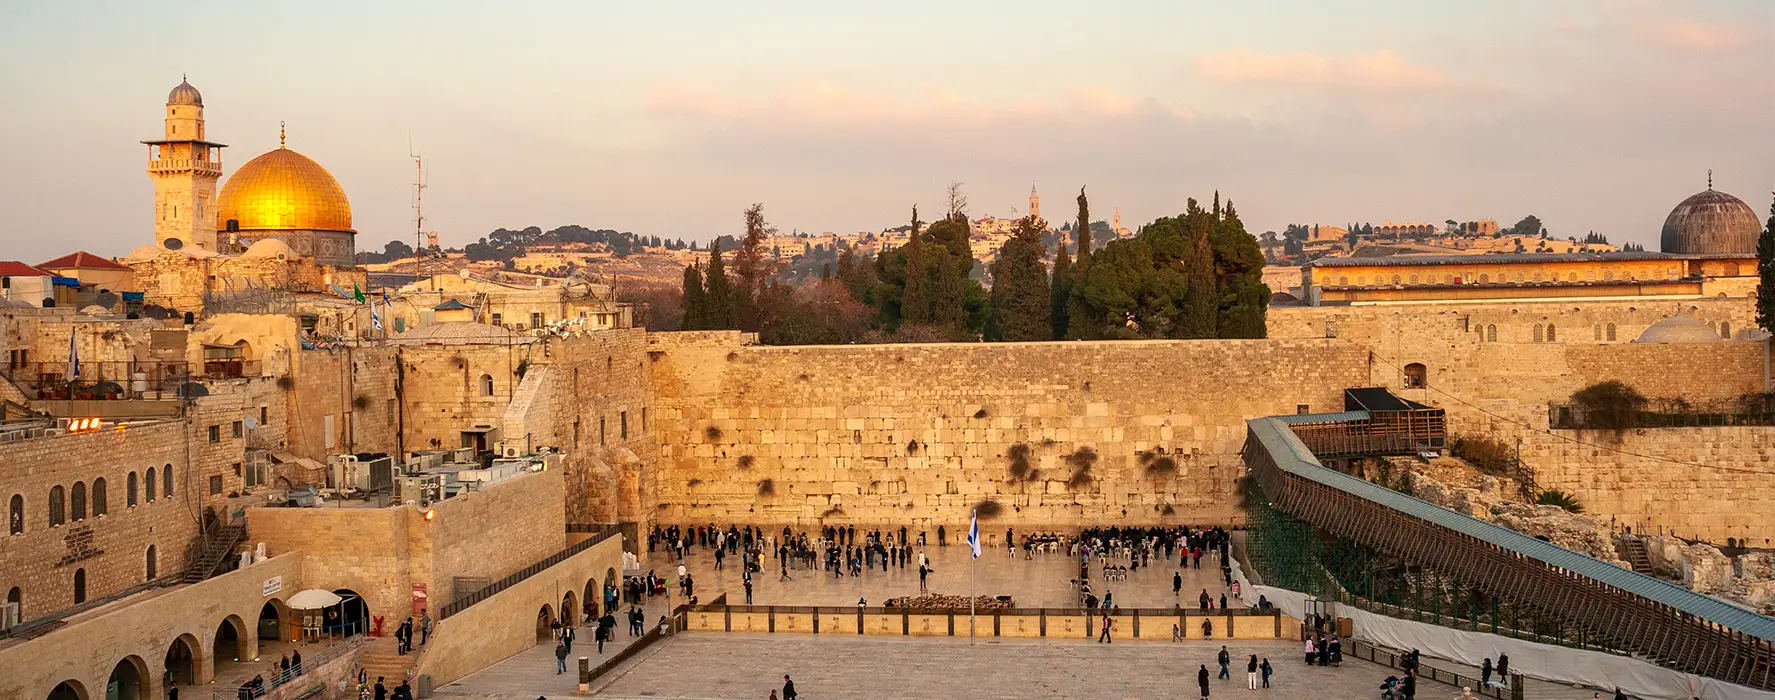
1571, 381, 1647, 433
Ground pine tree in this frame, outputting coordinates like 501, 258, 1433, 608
988, 217, 1052, 341
1759, 192, 1775, 334
1050, 233, 1072, 340
703, 241, 737, 329
679, 263, 706, 330
732, 203, 775, 332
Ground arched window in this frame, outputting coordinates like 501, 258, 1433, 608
1486, 325, 1497, 343
1479, 273, 1490, 283
1515, 273, 1525, 283
1725, 262, 1740, 276
127, 472, 139, 507
1546, 324, 1556, 342
70, 482, 85, 521
73, 568, 85, 605
1593, 324, 1602, 341
91, 478, 106, 516
5, 587, 17, 618
1391, 275, 1402, 285
48, 486, 65, 527
1533, 324, 1544, 343
1409, 274, 1419, 284
163, 464, 172, 498
1606, 323, 1617, 341
146, 545, 158, 581
146, 467, 156, 502
8, 494, 21, 535
1339, 276, 1348, 285
480, 374, 494, 397
1721, 321, 1732, 339
1403, 363, 1427, 388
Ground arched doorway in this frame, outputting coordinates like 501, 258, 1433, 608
604, 567, 619, 611
583, 579, 599, 620
163, 633, 202, 686
535, 604, 555, 642
561, 590, 579, 628
330, 589, 369, 637
259, 600, 289, 644
46, 680, 88, 700
214, 614, 250, 675
107, 656, 149, 700
1402, 363, 1427, 389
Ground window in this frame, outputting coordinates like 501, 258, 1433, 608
164, 464, 173, 498
231, 420, 243, 438
600, 417, 607, 445
491, 313, 502, 327
92, 478, 106, 516
1486, 325, 1497, 343
1295, 404, 1310, 415
48, 486, 65, 526
8, 494, 21, 535
209, 475, 223, 495
1606, 323, 1617, 341
1546, 324, 1556, 342
146, 546, 157, 581
127, 472, 138, 506
146, 467, 157, 502
1721, 321, 1732, 339
1533, 324, 1544, 343
531, 312, 544, 328
5, 587, 17, 618
1391, 275, 1401, 285
641, 408, 647, 432
620, 411, 629, 440
1403, 363, 1427, 389
73, 569, 85, 605
480, 374, 494, 397
1594, 324, 1602, 341
70, 482, 85, 521
394, 317, 405, 333
260, 406, 268, 426
387, 399, 396, 425
1479, 274, 1489, 283
208, 425, 220, 443
1409, 274, 1419, 284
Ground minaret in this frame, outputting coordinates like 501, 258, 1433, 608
1028, 185, 1040, 221
144, 76, 226, 252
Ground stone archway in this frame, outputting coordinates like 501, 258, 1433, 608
163, 632, 204, 686
213, 614, 254, 680
106, 655, 150, 700
535, 604, 555, 643
583, 578, 599, 620
45, 679, 88, 700
258, 599, 290, 644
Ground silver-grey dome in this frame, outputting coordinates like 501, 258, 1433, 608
167, 78, 203, 106
1659, 188, 1760, 255
1635, 316, 1723, 344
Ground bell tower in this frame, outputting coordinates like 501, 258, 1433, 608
144, 76, 225, 252
1028, 185, 1040, 221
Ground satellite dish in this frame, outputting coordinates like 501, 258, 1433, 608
176, 382, 210, 398
94, 291, 120, 309
243, 416, 259, 430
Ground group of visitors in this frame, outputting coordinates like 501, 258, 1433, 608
355, 671, 414, 700
1193, 648, 1275, 697
393, 612, 429, 655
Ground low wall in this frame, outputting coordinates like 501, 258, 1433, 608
412, 533, 623, 687
682, 604, 1294, 641
246, 638, 368, 700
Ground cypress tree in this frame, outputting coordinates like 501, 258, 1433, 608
1074, 187, 1092, 267
1759, 191, 1775, 334
1050, 233, 1072, 340
679, 263, 706, 330
1181, 199, 1218, 338
988, 217, 1052, 341
703, 241, 737, 329
901, 206, 932, 326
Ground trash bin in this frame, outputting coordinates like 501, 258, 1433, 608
415, 674, 433, 698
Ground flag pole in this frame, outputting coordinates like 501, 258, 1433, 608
969, 509, 977, 646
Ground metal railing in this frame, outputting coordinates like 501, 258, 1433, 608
0, 360, 263, 399
1347, 639, 1521, 700
211, 635, 368, 700
437, 528, 621, 620
581, 595, 716, 686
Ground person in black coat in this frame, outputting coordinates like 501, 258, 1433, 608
1197, 665, 1211, 698
783, 674, 798, 699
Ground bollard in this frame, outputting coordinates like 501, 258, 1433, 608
579, 656, 590, 693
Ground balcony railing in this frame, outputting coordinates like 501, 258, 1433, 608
0, 360, 263, 400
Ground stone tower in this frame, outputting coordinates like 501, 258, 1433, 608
1114, 208, 1121, 235
144, 77, 226, 253
1028, 185, 1040, 221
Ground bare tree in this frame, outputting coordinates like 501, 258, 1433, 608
946, 181, 969, 222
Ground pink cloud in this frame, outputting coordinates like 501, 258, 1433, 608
1194, 50, 1450, 92
642, 79, 1194, 127
1650, 19, 1749, 52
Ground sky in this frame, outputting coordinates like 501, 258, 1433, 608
1, 0, 1771, 262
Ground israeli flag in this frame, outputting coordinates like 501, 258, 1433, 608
967, 510, 980, 559
67, 330, 79, 379
370, 299, 384, 332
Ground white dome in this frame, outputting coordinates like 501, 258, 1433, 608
242, 238, 297, 260
1634, 316, 1723, 344
126, 244, 167, 261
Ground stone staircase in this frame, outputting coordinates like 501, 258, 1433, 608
1617, 535, 1655, 575
182, 522, 246, 583
357, 634, 419, 686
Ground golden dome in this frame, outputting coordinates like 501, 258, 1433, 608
216, 147, 353, 233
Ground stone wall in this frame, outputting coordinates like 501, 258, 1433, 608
0, 552, 301, 700
246, 468, 566, 620
285, 345, 401, 460
413, 533, 623, 687
398, 340, 538, 453
0, 393, 251, 625
647, 333, 1370, 529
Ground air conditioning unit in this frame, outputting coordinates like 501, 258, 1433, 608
40, 428, 63, 437
397, 474, 443, 505
2, 602, 20, 632
449, 447, 475, 464
502, 444, 522, 459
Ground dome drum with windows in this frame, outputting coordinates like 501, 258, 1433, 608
215, 124, 357, 267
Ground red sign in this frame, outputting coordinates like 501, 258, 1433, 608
412, 583, 428, 617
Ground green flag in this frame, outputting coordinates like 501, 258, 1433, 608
352, 283, 366, 303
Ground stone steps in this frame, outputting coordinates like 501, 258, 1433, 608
358, 635, 417, 685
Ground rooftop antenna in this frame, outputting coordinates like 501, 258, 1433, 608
410, 135, 434, 291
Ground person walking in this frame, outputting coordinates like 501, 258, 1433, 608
1260, 658, 1272, 689
421, 612, 432, 646
783, 674, 798, 700
1497, 653, 1510, 688
554, 640, 568, 674
745, 578, 754, 605
374, 678, 387, 700
1098, 613, 1113, 643
291, 649, 303, 676
1201, 617, 1213, 639
1174, 571, 1183, 596
1217, 646, 1231, 680
1481, 657, 1493, 688
1303, 636, 1315, 665
562, 624, 575, 654
1197, 665, 1211, 698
